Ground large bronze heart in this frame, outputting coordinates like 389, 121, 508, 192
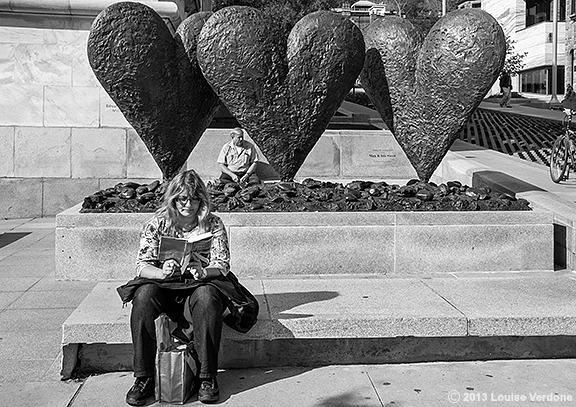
87, 2, 220, 181
197, 7, 365, 181
361, 9, 506, 181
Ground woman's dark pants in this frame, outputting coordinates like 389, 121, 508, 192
130, 284, 226, 380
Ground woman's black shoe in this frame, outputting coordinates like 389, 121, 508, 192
126, 376, 154, 406
198, 377, 219, 403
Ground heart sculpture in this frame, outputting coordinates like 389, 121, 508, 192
87, 2, 220, 181
197, 7, 365, 181
361, 9, 506, 181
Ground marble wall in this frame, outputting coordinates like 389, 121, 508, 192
0, 16, 158, 218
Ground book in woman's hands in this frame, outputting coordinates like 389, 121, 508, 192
158, 231, 213, 271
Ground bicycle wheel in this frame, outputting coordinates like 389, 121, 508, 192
550, 135, 569, 183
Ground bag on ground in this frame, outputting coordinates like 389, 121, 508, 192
154, 313, 198, 404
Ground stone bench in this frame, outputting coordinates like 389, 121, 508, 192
56, 205, 554, 280
61, 274, 576, 379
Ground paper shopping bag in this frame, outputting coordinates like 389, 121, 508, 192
154, 313, 199, 404
155, 345, 198, 404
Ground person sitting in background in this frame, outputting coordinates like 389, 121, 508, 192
217, 128, 262, 185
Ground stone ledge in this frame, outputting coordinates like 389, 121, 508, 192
61, 275, 576, 378
0, 0, 180, 18
472, 170, 546, 196
431, 139, 576, 270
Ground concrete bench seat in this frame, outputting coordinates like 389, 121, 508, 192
61, 274, 576, 379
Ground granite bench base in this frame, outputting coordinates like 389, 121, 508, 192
61, 276, 576, 379
55, 205, 554, 281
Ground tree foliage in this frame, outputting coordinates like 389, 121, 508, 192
210, 0, 461, 39
212, 0, 340, 21
386, 0, 461, 36
212, 0, 341, 42
502, 36, 527, 76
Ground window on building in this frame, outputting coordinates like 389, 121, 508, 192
520, 66, 565, 94
526, 0, 566, 27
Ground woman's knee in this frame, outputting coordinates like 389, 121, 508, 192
132, 284, 160, 308
190, 285, 223, 309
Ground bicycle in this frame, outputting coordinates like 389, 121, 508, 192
550, 109, 576, 183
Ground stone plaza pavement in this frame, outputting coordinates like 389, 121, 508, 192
2, 101, 576, 406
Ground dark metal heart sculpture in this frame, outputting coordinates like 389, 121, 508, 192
197, 7, 365, 181
87, 2, 220, 181
361, 9, 506, 181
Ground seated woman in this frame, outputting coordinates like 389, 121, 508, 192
121, 169, 258, 406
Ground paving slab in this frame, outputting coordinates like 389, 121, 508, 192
0, 254, 55, 267
43, 350, 67, 382
0, 330, 62, 361
0, 308, 75, 334
6, 289, 92, 310
71, 367, 382, 407
15, 218, 57, 229
0, 218, 33, 232
28, 277, 96, 292
70, 359, 576, 407
449, 270, 558, 279
0, 380, 81, 407
0, 359, 56, 383
424, 276, 576, 335
0, 262, 56, 277
0, 291, 21, 308
0, 276, 42, 291
0, 231, 55, 261
367, 359, 576, 406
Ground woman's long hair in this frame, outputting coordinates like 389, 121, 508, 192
156, 169, 212, 235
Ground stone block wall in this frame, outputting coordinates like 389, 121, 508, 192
56, 207, 554, 280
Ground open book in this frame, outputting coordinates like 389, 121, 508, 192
157, 231, 213, 272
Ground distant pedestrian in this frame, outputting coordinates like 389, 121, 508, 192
562, 83, 576, 110
499, 71, 512, 108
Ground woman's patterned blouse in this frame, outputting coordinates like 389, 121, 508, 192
135, 213, 230, 276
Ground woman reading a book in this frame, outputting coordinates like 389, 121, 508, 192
120, 169, 258, 406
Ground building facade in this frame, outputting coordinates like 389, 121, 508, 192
332, 1, 397, 32
481, 0, 566, 100
458, 0, 482, 8
565, 0, 576, 86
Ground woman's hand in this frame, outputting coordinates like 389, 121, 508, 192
188, 259, 207, 280
162, 259, 180, 279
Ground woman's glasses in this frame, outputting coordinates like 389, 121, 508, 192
176, 195, 200, 205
